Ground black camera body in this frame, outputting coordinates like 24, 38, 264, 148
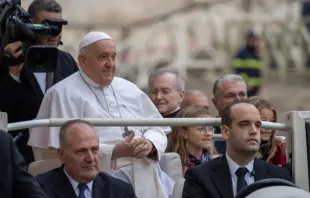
0, 0, 68, 72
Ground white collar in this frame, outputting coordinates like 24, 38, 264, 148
63, 167, 93, 194
79, 69, 112, 89
226, 152, 254, 176
168, 107, 180, 115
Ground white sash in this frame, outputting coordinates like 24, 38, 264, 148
114, 157, 169, 198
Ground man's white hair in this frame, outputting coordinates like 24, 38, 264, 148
184, 89, 207, 98
212, 74, 245, 97
148, 68, 185, 91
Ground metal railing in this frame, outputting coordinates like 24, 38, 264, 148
7, 118, 288, 131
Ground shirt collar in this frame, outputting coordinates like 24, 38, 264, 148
226, 152, 254, 176
63, 167, 93, 194
79, 69, 112, 89
169, 107, 180, 114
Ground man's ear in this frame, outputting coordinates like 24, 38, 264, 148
58, 148, 65, 164
78, 55, 86, 68
178, 90, 185, 104
221, 125, 229, 141
212, 97, 218, 109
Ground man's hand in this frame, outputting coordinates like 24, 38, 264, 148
130, 138, 154, 159
112, 132, 135, 159
4, 41, 24, 76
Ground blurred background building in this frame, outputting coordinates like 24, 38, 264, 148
22, 0, 309, 122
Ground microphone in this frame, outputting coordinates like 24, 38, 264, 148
58, 41, 63, 45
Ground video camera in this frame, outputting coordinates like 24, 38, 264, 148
0, 0, 68, 72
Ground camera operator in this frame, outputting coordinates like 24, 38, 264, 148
0, 0, 78, 165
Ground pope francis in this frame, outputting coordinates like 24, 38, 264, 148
28, 31, 174, 198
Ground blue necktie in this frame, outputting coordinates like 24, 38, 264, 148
78, 183, 88, 198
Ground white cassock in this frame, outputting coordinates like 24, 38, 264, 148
28, 70, 175, 198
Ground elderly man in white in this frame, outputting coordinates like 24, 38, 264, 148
28, 31, 174, 198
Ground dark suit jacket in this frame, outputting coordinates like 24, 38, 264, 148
182, 155, 292, 198
0, 130, 48, 198
36, 166, 136, 198
0, 49, 78, 164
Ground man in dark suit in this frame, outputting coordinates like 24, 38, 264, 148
0, 129, 48, 198
182, 100, 291, 198
0, 0, 78, 164
35, 119, 136, 198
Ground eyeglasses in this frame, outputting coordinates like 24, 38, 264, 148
197, 126, 215, 135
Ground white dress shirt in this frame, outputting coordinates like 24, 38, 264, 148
63, 167, 93, 198
226, 153, 255, 197
10, 72, 47, 93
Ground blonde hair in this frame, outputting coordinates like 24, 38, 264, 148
166, 106, 216, 174
247, 96, 277, 162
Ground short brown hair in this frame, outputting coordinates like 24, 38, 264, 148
28, 0, 62, 19
221, 99, 252, 127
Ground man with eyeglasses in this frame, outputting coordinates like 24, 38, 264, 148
148, 68, 185, 118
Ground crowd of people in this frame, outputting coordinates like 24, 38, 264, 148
0, 0, 293, 198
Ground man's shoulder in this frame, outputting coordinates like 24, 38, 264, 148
35, 167, 62, 184
263, 160, 289, 173
47, 72, 79, 93
113, 77, 137, 87
0, 130, 10, 141
188, 156, 222, 175
0, 130, 11, 150
255, 158, 291, 179
97, 172, 132, 188
57, 49, 74, 60
113, 77, 143, 93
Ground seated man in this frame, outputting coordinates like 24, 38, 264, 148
182, 100, 292, 198
0, 129, 48, 198
28, 31, 174, 198
35, 119, 136, 198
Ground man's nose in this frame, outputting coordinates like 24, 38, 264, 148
249, 124, 258, 135
85, 150, 95, 162
105, 57, 114, 67
156, 92, 163, 100
235, 95, 242, 101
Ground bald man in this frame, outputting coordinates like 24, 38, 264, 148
180, 89, 209, 110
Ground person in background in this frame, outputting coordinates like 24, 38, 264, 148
248, 96, 286, 167
180, 89, 209, 110
148, 68, 185, 118
0, 130, 48, 198
166, 107, 217, 174
232, 31, 263, 97
212, 74, 247, 154
0, 0, 78, 164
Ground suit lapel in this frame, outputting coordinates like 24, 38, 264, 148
92, 174, 108, 198
21, 69, 44, 100
212, 156, 234, 198
254, 158, 268, 181
52, 166, 77, 198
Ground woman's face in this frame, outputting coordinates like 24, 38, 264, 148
259, 108, 275, 141
182, 118, 215, 150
